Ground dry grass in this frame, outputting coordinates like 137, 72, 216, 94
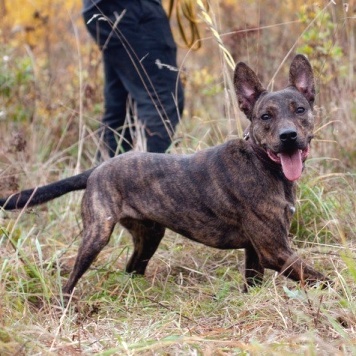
1, 1, 356, 355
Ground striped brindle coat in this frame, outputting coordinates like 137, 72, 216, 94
0, 55, 328, 299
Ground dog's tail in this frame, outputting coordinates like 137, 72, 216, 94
0, 168, 96, 210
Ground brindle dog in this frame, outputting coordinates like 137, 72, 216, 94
0, 55, 328, 296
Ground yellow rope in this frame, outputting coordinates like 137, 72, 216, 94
168, 0, 209, 50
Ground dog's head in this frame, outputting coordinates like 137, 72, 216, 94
234, 54, 315, 182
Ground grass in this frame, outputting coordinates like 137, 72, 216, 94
1, 1, 356, 355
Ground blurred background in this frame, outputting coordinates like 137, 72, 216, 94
0, 2, 356, 353
1, 1, 354, 163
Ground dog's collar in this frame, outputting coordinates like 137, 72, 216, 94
243, 128, 250, 140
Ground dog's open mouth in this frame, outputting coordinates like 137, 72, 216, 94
267, 146, 310, 181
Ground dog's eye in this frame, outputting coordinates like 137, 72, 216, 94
261, 114, 271, 121
296, 107, 305, 114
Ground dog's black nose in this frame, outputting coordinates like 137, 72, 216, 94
280, 129, 297, 142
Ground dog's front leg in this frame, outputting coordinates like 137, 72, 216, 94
278, 253, 328, 286
245, 210, 328, 287
256, 242, 328, 286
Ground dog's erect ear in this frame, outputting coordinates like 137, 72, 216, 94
234, 62, 266, 120
289, 54, 315, 107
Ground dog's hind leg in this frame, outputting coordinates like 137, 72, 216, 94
244, 245, 265, 291
62, 218, 115, 296
62, 194, 117, 296
120, 218, 165, 275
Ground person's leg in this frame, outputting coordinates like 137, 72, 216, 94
84, 0, 184, 154
101, 55, 133, 156
83, 2, 136, 157
134, 45, 184, 153
133, 0, 184, 152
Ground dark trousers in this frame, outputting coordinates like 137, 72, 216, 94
83, 0, 184, 157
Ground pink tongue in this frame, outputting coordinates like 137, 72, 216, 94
279, 150, 303, 181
